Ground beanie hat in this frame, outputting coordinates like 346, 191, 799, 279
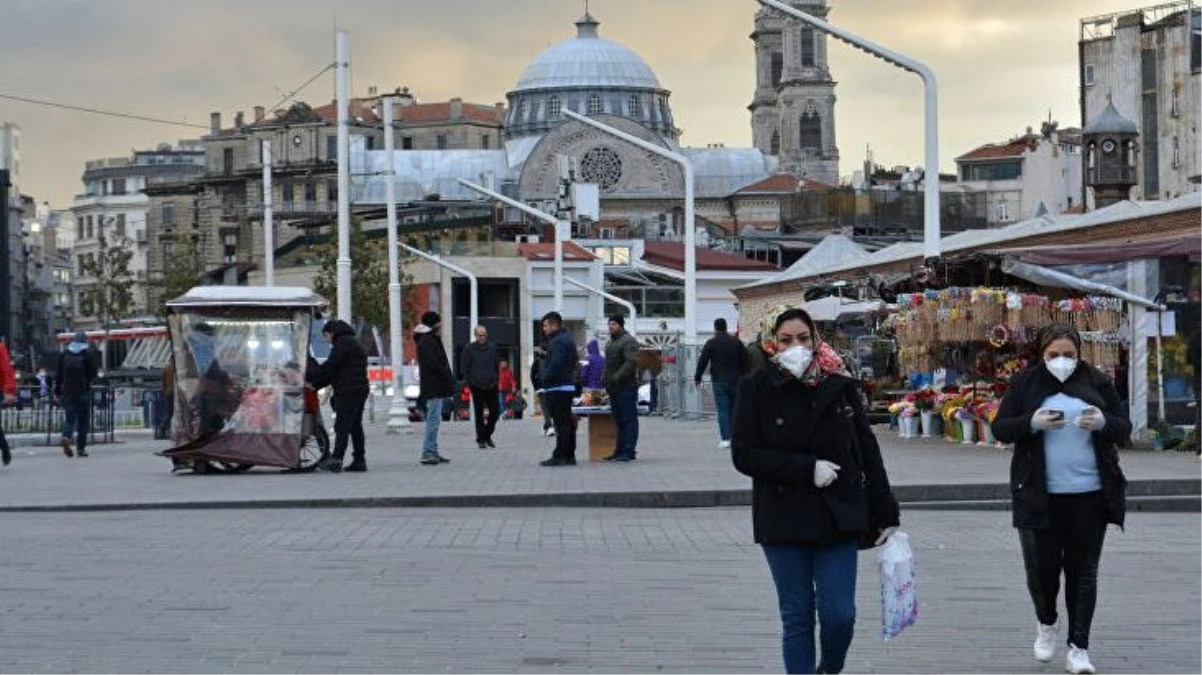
608, 314, 625, 328
421, 311, 441, 328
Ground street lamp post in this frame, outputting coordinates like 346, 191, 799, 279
261, 140, 275, 286
334, 29, 353, 322
756, 0, 941, 263
563, 277, 637, 337
382, 97, 411, 433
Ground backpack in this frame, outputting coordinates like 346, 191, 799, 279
61, 350, 90, 384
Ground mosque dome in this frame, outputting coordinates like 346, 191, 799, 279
512, 14, 662, 92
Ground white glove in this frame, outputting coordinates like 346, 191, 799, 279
1031, 408, 1066, 431
875, 526, 899, 547
1076, 407, 1106, 431
813, 460, 841, 488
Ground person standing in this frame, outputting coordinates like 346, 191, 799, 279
602, 315, 640, 462
416, 311, 454, 466
732, 308, 899, 675
538, 312, 578, 467
581, 339, 606, 395
992, 324, 1129, 675
55, 330, 98, 458
461, 325, 501, 449
695, 317, 749, 448
0, 339, 16, 467
308, 319, 370, 473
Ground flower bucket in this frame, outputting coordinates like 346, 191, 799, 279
976, 420, 996, 446
899, 415, 920, 439
958, 418, 976, 444
920, 410, 938, 438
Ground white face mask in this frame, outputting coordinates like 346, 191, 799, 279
774, 345, 813, 379
1045, 356, 1077, 383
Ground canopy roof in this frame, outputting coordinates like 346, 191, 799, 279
168, 286, 329, 309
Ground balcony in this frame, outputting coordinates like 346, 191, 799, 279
1087, 165, 1137, 185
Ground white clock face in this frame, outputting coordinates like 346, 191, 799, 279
292, 135, 302, 147
1101, 140, 1116, 154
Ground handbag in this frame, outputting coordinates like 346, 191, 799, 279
842, 390, 887, 550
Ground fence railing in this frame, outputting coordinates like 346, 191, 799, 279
2, 386, 122, 445
655, 345, 711, 420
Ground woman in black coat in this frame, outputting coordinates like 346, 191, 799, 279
991, 324, 1129, 675
732, 308, 899, 675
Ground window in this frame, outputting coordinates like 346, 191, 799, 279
280, 178, 294, 205
771, 52, 784, 86
162, 241, 175, 264
222, 191, 237, 218
162, 202, 176, 226
365, 136, 376, 151
1172, 88, 1180, 117
223, 232, 238, 264
518, 99, 529, 121
770, 130, 780, 155
799, 111, 821, 150
1083, 63, 1095, 86
1173, 136, 1181, 168
995, 201, 1011, 222
628, 95, 642, 118
800, 27, 815, 67
77, 254, 86, 274
115, 213, 126, 237
327, 135, 338, 161
587, 95, 603, 115
436, 134, 448, 150
110, 178, 126, 196
326, 179, 337, 204
402, 136, 413, 150
222, 148, 234, 175
548, 96, 561, 117
85, 216, 94, 239
304, 182, 317, 204
961, 161, 1022, 181
76, 218, 84, 240
1192, 9, 1200, 71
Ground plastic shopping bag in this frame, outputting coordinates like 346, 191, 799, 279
877, 530, 918, 640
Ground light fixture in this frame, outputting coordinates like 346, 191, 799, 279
247, 339, 261, 350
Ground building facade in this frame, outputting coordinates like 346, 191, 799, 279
0, 122, 20, 195
1080, 1, 1201, 203
749, 0, 840, 186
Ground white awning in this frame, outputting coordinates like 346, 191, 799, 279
1000, 259, 1164, 310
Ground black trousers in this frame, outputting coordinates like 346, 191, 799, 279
470, 385, 500, 443
545, 391, 576, 460
331, 390, 369, 461
1018, 491, 1108, 649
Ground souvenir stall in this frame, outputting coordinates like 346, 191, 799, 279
883, 287, 1126, 446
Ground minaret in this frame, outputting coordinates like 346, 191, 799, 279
1082, 97, 1139, 210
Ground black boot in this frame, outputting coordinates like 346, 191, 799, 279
1, 444, 10, 466
320, 456, 343, 473
344, 458, 367, 473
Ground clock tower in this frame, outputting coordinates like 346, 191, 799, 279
1082, 98, 1139, 210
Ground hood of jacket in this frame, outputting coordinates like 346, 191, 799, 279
587, 339, 601, 356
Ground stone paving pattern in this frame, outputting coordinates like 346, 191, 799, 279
0, 417, 1198, 509
0, 508, 1196, 673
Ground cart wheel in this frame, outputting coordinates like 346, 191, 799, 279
297, 425, 330, 472
204, 461, 254, 474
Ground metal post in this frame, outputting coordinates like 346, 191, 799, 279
261, 140, 275, 286
756, 0, 941, 264
554, 220, 565, 311
335, 29, 352, 322
561, 110, 695, 346
564, 277, 637, 336
382, 97, 410, 433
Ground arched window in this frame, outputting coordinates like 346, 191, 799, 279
770, 130, 780, 155
587, 95, 603, 115
518, 99, 528, 121
628, 95, 643, 117
548, 96, 561, 117
771, 52, 784, 86
800, 27, 815, 67
799, 111, 821, 151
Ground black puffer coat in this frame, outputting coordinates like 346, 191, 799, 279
991, 361, 1130, 530
309, 320, 369, 395
732, 366, 899, 546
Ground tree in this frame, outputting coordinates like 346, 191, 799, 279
80, 234, 136, 332
312, 218, 418, 338
152, 233, 205, 319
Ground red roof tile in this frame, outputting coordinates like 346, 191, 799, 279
396, 102, 505, 126
517, 241, 596, 261
737, 174, 801, 194
957, 136, 1038, 162
641, 241, 777, 272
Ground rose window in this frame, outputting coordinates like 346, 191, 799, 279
579, 146, 623, 191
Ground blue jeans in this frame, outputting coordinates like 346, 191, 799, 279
712, 380, 736, 441
762, 542, 859, 674
422, 397, 445, 456
60, 391, 90, 450
610, 385, 639, 457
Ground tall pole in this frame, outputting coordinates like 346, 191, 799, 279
335, 29, 352, 322
554, 221, 565, 311
756, 0, 941, 264
261, 140, 275, 286
561, 110, 696, 346
383, 97, 410, 433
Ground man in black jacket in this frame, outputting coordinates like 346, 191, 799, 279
416, 311, 454, 465
602, 315, 640, 461
695, 317, 749, 448
309, 319, 370, 472
55, 330, 98, 458
461, 325, 501, 449
538, 312, 578, 467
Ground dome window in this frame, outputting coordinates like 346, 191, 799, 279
548, 96, 562, 117
587, 95, 603, 115
628, 95, 642, 117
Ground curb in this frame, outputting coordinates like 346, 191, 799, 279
1, 479, 1197, 514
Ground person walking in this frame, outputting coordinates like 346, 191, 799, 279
461, 325, 501, 449
991, 324, 1130, 675
0, 339, 16, 467
581, 339, 606, 395
731, 308, 899, 675
538, 312, 578, 467
695, 317, 749, 448
602, 315, 640, 462
54, 330, 98, 458
308, 319, 370, 473
416, 311, 454, 466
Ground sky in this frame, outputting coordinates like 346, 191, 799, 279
0, 0, 1147, 208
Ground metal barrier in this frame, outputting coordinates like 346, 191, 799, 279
656, 345, 711, 420
0, 386, 117, 445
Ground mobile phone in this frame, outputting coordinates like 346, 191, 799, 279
1047, 409, 1065, 420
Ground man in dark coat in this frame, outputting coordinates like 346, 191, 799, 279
695, 317, 749, 448
538, 311, 579, 467
55, 330, 98, 458
602, 315, 640, 461
460, 325, 501, 449
309, 319, 370, 472
416, 311, 454, 465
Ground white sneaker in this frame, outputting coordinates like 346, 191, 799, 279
1034, 621, 1059, 662
1066, 645, 1095, 674
718, 440, 731, 449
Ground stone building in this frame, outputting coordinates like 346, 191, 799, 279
1079, 1, 1201, 204
748, 0, 840, 186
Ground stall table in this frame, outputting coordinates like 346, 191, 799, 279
571, 405, 616, 462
